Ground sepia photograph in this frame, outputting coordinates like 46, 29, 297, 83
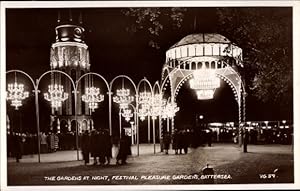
0, 1, 299, 190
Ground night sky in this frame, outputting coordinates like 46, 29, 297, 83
5, 7, 293, 134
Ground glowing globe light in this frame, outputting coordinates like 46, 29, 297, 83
44, 84, 68, 110
82, 87, 104, 112
6, 82, 29, 110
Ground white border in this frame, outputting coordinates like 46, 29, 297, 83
1, 1, 299, 190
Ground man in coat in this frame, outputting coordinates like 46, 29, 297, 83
81, 130, 90, 165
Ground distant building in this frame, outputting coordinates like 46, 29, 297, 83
49, 14, 93, 133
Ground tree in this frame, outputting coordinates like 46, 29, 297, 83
122, 8, 187, 49
216, 8, 292, 107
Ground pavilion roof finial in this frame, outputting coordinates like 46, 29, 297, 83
69, 9, 73, 22
57, 11, 61, 23
79, 11, 83, 24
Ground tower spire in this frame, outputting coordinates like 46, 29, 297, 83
69, 9, 73, 22
57, 11, 61, 23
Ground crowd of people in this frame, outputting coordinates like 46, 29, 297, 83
7, 132, 38, 162
162, 129, 203, 155
81, 129, 131, 166
7, 126, 292, 163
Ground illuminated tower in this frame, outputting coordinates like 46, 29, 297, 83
49, 12, 93, 134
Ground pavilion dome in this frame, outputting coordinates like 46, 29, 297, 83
170, 33, 232, 49
165, 33, 243, 66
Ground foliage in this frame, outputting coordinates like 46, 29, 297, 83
216, 8, 292, 105
122, 8, 187, 49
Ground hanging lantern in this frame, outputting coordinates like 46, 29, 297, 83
189, 68, 220, 100
6, 82, 29, 110
113, 88, 134, 109
82, 87, 104, 112
44, 84, 68, 110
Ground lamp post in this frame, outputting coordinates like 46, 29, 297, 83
77, 72, 110, 133
137, 78, 154, 146
110, 75, 138, 153
6, 70, 75, 163
130, 121, 135, 144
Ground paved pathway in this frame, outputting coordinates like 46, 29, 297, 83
7, 144, 293, 185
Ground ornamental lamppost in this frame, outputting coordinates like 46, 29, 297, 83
149, 93, 163, 154
119, 103, 137, 143
6, 70, 75, 163
6, 73, 29, 110
162, 98, 179, 132
137, 78, 153, 145
76, 72, 110, 134
110, 75, 138, 151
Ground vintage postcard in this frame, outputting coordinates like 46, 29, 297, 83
1, 1, 299, 190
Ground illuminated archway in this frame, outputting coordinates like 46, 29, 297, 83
161, 33, 246, 141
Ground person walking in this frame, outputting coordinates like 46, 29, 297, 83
207, 129, 212, 147
40, 132, 48, 153
90, 129, 98, 165
54, 133, 59, 152
172, 129, 179, 154
116, 129, 131, 165
182, 130, 189, 154
178, 130, 184, 154
103, 129, 112, 165
243, 129, 249, 153
163, 132, 171, 154
12, 132, 22, 162
97, 129, 106, 166
81, 130, 90, 165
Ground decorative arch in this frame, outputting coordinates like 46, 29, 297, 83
60, 119, 68, 134
161, 33, 246, 144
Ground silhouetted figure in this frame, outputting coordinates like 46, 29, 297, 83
90, 129, 98, 165
182, 130, 189, 154
12, 133, 22, 162
116, 129, 131, 165
163, 132, 171, 154
97, 129, 106, 165
103, 129, 112, 165
178, 131, 184, 154
81, 130, 90, 165
207, 129, 212, 147
172, 130, 179, 154
243, 130, 249, 153
40, 132, 48, 153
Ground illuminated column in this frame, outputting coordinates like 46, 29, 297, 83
68, 119, 71, 131
57, 119, 60, 133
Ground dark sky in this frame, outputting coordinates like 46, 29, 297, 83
6, 7, 293, 133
